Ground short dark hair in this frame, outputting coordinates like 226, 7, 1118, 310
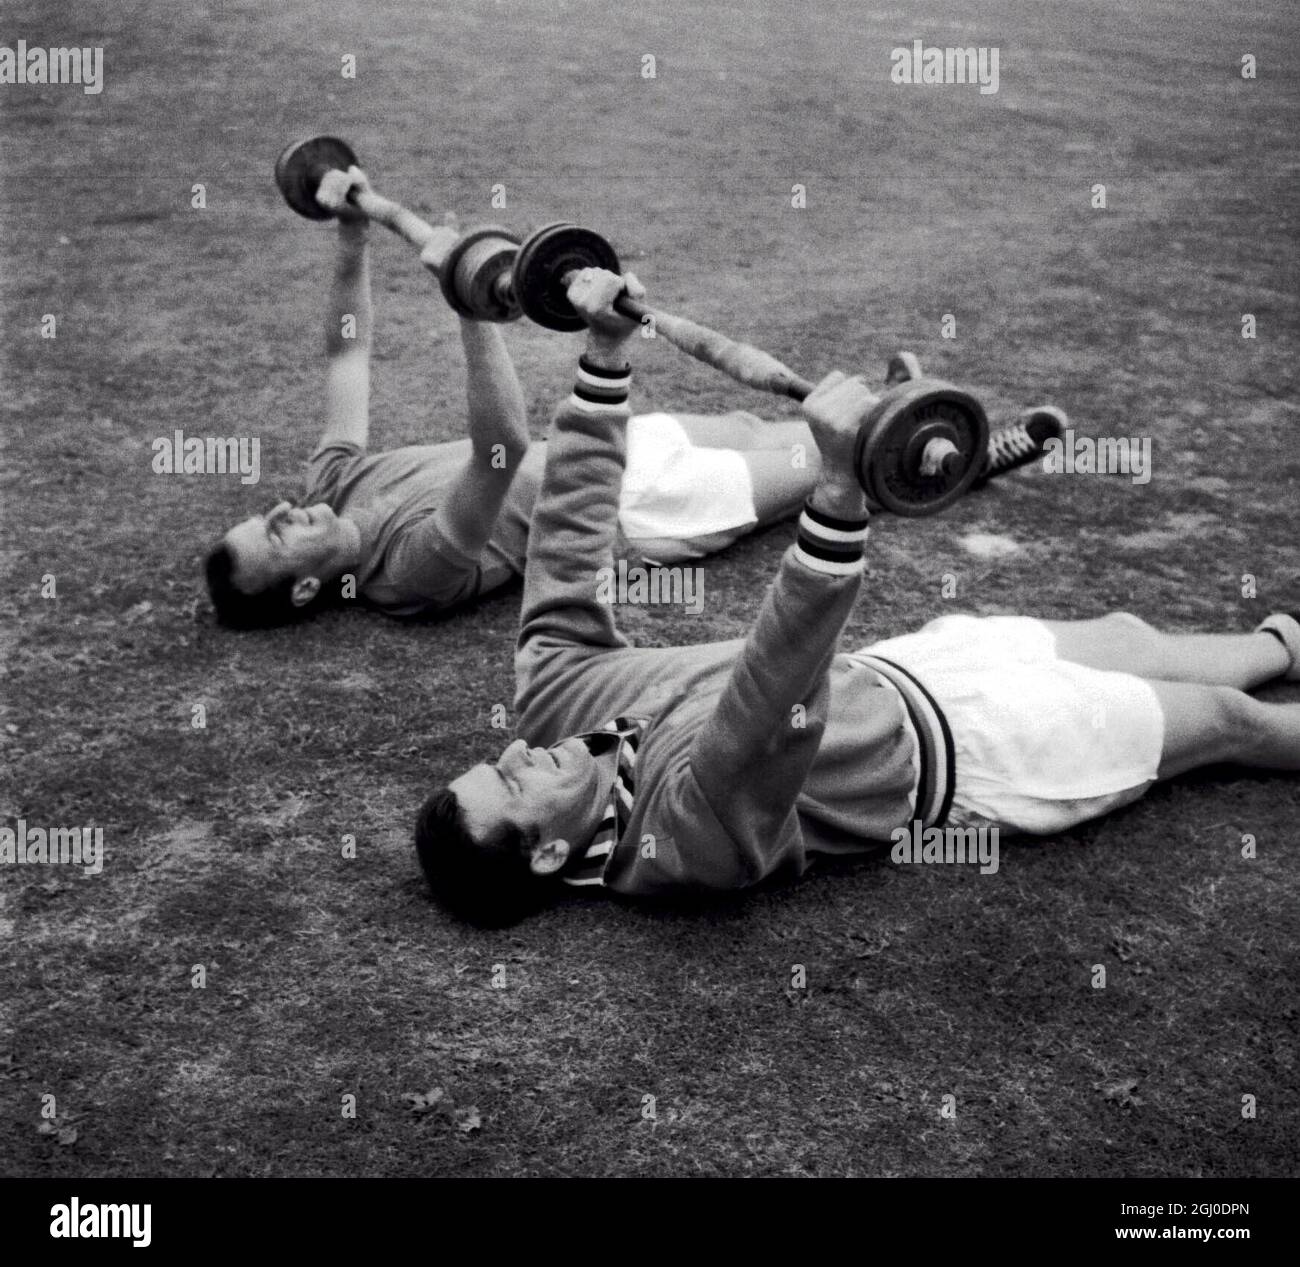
204, 541, 320, 630
414, 786, 555, 928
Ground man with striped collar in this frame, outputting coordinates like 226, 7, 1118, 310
413, 268, 1300, 927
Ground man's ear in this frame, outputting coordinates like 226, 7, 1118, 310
528, 837, 571, 877
291, 576, 322, 607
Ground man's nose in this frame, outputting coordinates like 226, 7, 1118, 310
501, 739, 528, 769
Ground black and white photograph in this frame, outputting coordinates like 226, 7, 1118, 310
1, 0, 1295, 1242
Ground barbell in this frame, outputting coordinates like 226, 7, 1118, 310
510, 222, 989, 516
275, 139, 1048, 516
274, 135, 523, 322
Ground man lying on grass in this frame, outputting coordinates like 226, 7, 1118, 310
414, 266, 1300, 926
203, 165, 833, 629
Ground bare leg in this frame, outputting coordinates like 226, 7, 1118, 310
752, 420, 817, 455
1147, 679, 1300, 777
740, 449, 818, 526
1044, 612, 1290, 690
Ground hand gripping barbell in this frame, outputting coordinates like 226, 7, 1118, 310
274, 135, 523, 322
508, 223, 990, 516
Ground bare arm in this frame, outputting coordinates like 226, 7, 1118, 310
432, 319, 530, 561
317, 214, 373, 453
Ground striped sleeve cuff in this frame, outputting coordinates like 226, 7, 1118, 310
793, 499, 869, 576
569, 355, 631, 415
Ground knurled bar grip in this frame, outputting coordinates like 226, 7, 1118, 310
552, 254, 823, 401
612, 294, 819, 402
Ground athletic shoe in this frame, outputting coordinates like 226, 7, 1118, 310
974, 406, 1068, 487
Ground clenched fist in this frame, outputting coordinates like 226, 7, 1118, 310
565, 267, 645, 355
315, 164, 372, 224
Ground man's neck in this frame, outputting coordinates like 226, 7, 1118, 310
335, 515, 364, 570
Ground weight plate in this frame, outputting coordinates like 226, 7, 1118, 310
275, 135, 359, 220
513, 222, 621, 331
855, 378, 990, 517
438, 224, 522, 320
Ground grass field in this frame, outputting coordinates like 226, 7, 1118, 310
2, 0, 1298, 1177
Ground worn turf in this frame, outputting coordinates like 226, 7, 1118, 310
1, 0, 1297, 1176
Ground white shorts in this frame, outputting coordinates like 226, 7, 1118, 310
860, 614, 1166, 835
618, 413, 757, 544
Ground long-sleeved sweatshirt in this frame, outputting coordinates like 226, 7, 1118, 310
515, 360, 932, 898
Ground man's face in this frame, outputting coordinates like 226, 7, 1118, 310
450, 737, 607, 861
223, 501, 344, 592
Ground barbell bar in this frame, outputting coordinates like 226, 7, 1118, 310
510, 222, 990, 516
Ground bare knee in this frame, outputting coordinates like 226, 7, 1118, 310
1105, 610, 1156, 639
1203, 685, 1255, 746
1106, 611, 1163, 664
1049, 610, 1162, 674
1153, 682, 1255, 777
